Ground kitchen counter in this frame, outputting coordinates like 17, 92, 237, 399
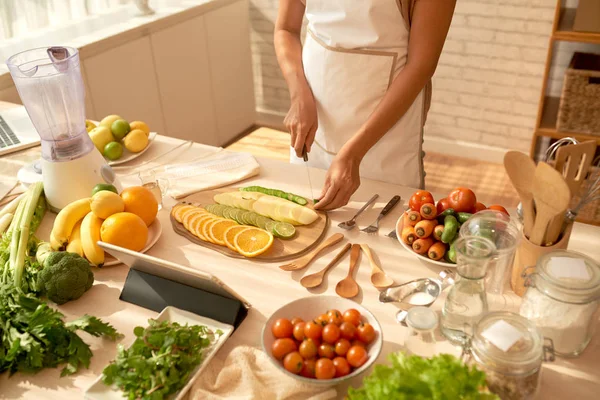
1, 134, 599, 399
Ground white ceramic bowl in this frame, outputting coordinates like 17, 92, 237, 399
395, 211, 455, 268
261, 296, 383, 386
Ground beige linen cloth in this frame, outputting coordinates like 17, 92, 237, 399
190, 346, 338, 400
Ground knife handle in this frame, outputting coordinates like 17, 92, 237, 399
380, 195, 401, 217
302, 146, 308, 162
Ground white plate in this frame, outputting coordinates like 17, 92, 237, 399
107, 131, 157, 166
84, 306, 233, 400
103, 218, 162, 267
395, 211, 455, 268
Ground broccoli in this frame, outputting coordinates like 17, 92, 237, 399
38, 252, 94, 305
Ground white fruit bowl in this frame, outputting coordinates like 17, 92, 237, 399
261, 296, 383, 386
396, 211, 455, 267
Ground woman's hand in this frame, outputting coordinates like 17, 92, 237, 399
285, 86, 318, 158
314, 150, 361, 211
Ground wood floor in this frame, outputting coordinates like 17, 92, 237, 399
227, 127, 520, 207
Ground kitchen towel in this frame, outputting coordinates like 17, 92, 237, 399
190, 346, 338, 400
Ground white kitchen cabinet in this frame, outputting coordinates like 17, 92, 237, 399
150, 15, 219, 145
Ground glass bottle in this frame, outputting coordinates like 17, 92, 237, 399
405, 306, 439, 358
441, 236, 496, 345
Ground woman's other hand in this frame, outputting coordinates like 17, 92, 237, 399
285, 87, 318, 157
314, 150, 361, 211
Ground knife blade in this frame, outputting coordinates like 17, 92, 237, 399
302, 146, 315, 205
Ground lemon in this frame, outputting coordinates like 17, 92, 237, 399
123, 129, 149, 153
85, 120, 96, 133
99, 115, 122, 128
89, 126, 115, 152
91, 190, 125, 219
130, 121, 150, 137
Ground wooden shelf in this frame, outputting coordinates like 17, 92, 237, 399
553, 8, 600, 44
535, 96, 600, 144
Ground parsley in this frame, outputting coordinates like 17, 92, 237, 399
102, 319, 219, 400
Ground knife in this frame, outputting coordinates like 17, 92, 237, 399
302, 146, 315, 205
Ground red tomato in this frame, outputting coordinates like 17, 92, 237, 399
272, 318, 294, 339
474, 202, 487, 213
333, 357, 351, 377
322, 324, 341, 344
436, 198, 451, 214
299, 338, 318, 359
356, 323, 376, 344
272, 338, 297, 360
293, 323, 306, 341
283, 351, 304, 374
300, 359, 316, 378
409, 190, 435, 212
488, 204, 509, 215
335, 338, 351, 356
315, 358, 336, 380
339, 322, 356, 340
318, 343, 336, 359
290, 317, 304, 326
351, 339, 367, 349
343, 309, 362, 326
304, 321, 323, 341
327, 309, 343, 325
448, 187, 477, 212
346, 346, 368, 368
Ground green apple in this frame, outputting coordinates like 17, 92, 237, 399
89, 126, 115, 152
99, 114, 122, 128
111, 119, 130, 140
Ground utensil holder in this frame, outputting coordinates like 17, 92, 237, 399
511, 223, 573, 297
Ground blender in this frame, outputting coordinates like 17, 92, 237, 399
6, 46, 120, 211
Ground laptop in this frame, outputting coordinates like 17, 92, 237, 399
0, 106, 40, 156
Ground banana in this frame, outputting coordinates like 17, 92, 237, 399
50, 231, 62, 251
50, 198, 92, 249
80, 212, 104, 267
66, 220, 84, 257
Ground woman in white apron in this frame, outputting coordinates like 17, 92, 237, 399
274, 0, 456, 210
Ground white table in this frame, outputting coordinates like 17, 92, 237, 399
1, 134, 599, 400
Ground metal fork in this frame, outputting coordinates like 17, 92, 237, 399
338, 194, 379, 230
360, 195, 401, 234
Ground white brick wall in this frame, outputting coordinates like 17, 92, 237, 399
249, 0, 599, 155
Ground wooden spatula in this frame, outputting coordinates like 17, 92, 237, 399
530, 162, 571, 246
503, 151, 536, 238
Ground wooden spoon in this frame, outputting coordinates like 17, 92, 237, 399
335, 244, 361, 298
530, 162, 571, 246
300, 243, 351, 288
360, 244, 394, 289
279, 233, 344, 271
504, 151, 536, 238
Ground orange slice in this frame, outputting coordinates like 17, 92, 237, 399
173, 204, 195, 222
209, 220, 239, 245
224, 226, 250, 252
183, 209, 207, 231
181, 207, 203, 225
202, 218, 222, 244
186, 213, 210, 234
195, 216, 217, 241
234, 227, 274, 257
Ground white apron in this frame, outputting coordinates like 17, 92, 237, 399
290, 0, 425, 189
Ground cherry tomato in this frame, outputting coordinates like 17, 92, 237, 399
315, 358, 336, 380
272, 318, 294, 339
448, 187, 477, 213
474, 202, 487, 213
351, 339, 367, 349
332, 357, 351, 378
315, 313, 329, 326
339, 322, 356, 340
335, 338, 351, 356
283, 351, 304, 375
409, 190, 435, 212
299, 338, 318, 359
343, 309, 362, 326
304, 321, 323, 341
327, 309, 343, 325
300, 358, 316, 378
356, 323, 376, 344
293, 322, 306, 341
271, 338, 297, 360
436, 197, 451, 214
318, 343, 335, 359
290, 317, 304, 326
488, 204, 509, 215
347, 345, 368, 368
322, 323, 341, 344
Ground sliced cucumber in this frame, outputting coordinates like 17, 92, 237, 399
273, 222, 296, 239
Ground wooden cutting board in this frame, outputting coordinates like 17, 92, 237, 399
170, 187, 329, 262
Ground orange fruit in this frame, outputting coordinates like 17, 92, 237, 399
224, 226, 249, 251
183, 209, 207, 230
185, 211, 207, 232
195, 216, 217, 241
209, 220, 238, 245
234, 227, 274, 257
129, 121, 150, 137
202, 219, 222, 244
190, 215, 213, 240
121, 186, 158, 226
172, 204, 194, 222
100, 212, 148, 252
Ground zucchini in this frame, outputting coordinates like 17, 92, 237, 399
457, 212, 473, 224
240, 186, 308, 206
441, 215, 459, 244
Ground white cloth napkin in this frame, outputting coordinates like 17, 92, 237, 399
190, 346, 338, 400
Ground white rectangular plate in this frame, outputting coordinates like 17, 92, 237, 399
84, 306, 233, 400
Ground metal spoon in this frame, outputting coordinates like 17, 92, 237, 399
300, 243, 351, 289
335, 244, 361, 298
360, 244, 393, 289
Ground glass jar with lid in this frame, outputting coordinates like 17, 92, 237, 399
519, 250, 600, 357
467, 311, 554, 400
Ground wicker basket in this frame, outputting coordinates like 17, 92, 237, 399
557, 52, 600, 135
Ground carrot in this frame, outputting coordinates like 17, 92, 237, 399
412, 237, 434, 254
433, 225, 445, 241
420, 203, 437, 220
428, 241, 447, 260
406, 210, 421, 226
401, 226, 417, 246
414, 219, 437, 238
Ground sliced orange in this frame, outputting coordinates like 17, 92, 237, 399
234, 227, 274, 257
203, 218, 222, 244
209, 220, 239, 245
195, 216, 217, 241
173, 204, 195, 222
185, 212, 209, 234
190, 215, 212, 239
224, 226, 250, 252
181, 207, 203, 225
183, 209, 207, 231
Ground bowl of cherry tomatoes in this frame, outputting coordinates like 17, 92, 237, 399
261, 296, 383, 385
